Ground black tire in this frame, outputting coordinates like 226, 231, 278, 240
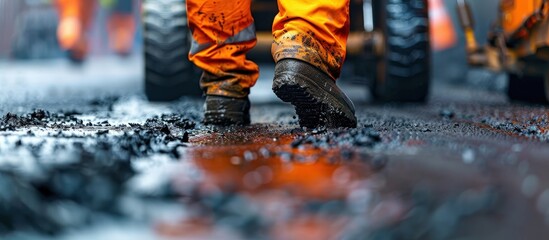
143, 0, 202, 101
371, 0, 431, 102
507, 73, 549, 104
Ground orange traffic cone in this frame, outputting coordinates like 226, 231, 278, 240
429, 0, 457, 51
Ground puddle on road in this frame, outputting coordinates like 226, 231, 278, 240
153, 125, 408, 239
152, 124, 533, 239
186, 129, 375, 199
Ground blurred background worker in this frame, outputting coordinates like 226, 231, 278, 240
55, 0, 136, 62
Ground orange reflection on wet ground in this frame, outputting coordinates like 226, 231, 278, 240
185, 125, 376, 198
188, 140, 373, 199
155, 124, 385, 239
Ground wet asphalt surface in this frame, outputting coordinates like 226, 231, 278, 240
1, 58, 549, 240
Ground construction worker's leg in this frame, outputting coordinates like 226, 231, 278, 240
186, 0, 259, 98
271, 0, 356, 128
272, 0, 350, 81
56, 0, 96, 59
107, 0, 136, 56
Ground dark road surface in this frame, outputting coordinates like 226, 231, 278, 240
1, 58, 549, 239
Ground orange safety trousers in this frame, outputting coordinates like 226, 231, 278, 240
187, 0, 350, 98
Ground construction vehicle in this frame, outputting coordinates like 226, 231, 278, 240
142, 0, 432, 102
457, 0, 549, 103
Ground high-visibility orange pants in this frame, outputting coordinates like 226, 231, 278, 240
187, 0, 350, 98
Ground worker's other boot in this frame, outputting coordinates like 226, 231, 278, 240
273, 59, 357, 128
203, 95, 251, 126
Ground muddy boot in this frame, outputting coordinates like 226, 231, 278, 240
272, 59, 357, 128
203, 95, 251, 126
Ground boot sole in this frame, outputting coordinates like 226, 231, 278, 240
273, 60, 357, 128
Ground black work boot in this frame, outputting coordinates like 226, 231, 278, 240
203, 95, 251, 126
272, 59, 357, 128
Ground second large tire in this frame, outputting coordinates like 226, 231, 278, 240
372, 0, 431, 102
143, 0, 202, 101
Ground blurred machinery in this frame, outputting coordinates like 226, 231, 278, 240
142, 0, 432, 102
458, 0, 549, 103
